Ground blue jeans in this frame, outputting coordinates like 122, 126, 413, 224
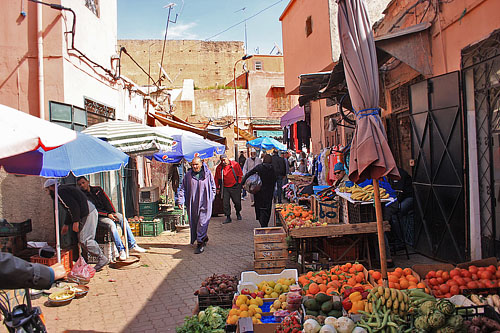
274, 177, 284, 203
98, 213, 136, 252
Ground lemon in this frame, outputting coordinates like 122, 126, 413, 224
236, 298, 246, 307
248, 308, 256, 316
249, 298, 259, 306
270, 292, 279, 298
255, 297, 263, 306
249, 304, 259, 310
254, 313, 262, 319
255, 307, 262, 314
240, 311, 249, 317
228, 315, 239, 325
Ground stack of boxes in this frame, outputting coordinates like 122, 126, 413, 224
138, 187, 163, 236
253, 227, 288, 274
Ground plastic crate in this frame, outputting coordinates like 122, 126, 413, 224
163, 215, 179, 231
30, 249, 73, 273
129, 221, 141, 236
139, 201, 160, 216
87, 243, 114, 264
139, 187, 160, 203
140, 219, 164, 236
342, 199, 376, 223
95, 224, 112, 243
198, 292, 235, 311
0, 219, 32, 237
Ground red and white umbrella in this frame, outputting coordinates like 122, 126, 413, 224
0, 104, 77, 159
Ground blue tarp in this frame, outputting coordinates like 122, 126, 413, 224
246, 137, 286, 151
0, 132, 129, 177
149, 127, 225, 163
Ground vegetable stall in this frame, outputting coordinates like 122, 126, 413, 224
175, 256, 500, 333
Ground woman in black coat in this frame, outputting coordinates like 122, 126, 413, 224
242, 154, 277, 227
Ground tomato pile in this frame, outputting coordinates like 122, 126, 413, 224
298, 263, 373, 297
368, 267, 430, 292
424, 265, 500, 298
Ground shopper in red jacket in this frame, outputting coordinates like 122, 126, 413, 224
214, 154, 243, 224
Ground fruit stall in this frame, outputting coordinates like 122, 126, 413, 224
277, 203, 390, 272
175, 257, 500, 333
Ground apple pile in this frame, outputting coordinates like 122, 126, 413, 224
194, 273, 238, 296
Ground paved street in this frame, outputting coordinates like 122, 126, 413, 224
30, 199, 262, 333
1, 199, 436, 333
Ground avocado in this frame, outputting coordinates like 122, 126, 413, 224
304, 299, 319, 311
306, 310, 319, 316
315, 292, 331, 304
332, 300, 343, 311
321, 300, 333, 313
302, 295, 312, 305
328, 309, 343, 318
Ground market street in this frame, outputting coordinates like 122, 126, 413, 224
28, 200, 261, 333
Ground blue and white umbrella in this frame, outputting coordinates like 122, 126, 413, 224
150, 126, 226, 163
246, 137, 286, 151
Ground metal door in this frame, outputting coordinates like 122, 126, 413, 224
409, 71, 467, 262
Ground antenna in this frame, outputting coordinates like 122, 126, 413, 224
158, 63, 173, 83
272, 42, 282, 55
234, 7, 248, 53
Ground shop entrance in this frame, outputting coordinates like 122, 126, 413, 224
409, 71, 467, 263
462, 30, 500, 258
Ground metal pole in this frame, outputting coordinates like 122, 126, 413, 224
118, 168, 129, 257
234, 62, 239, 142
54, 181, 61, 263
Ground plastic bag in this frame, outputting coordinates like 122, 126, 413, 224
244, 174, 262, 194
68, 256, 95, 280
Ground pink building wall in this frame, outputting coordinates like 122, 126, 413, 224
0, 1, 64, 118
280, 0, 334, 95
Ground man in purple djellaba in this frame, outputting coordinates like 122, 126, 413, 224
177, 157, 216, 254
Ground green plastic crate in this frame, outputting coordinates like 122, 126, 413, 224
140, 219, 163, 237
139, 201, 159, 216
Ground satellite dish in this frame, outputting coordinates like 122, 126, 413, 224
157, 63, 173, 83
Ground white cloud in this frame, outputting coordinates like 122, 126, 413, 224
165, 22, 199, 39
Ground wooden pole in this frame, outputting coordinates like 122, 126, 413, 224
373, 178, 388, 286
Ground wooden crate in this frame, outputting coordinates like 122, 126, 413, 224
254, 258, 287, 269
253, 227, 286, 244
254, 248, 288, 260
288, 221, 391, 238
254, 242, 287, 251
317, 200, 340, 224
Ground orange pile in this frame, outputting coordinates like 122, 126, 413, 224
280, 204, 314, 221
298, 263, 373, 297
368, 267, 429, 292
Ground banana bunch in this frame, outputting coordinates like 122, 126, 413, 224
366, 286, 409, 317
349, 185, 390, 201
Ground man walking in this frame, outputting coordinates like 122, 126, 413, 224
215, 154, 243, 224
271, 150, 287, 204
76, 176, 146, 261
243, 149, 262, 206
177, 157, 216, 254
44, 179, 108, 271
238, 151, 247, 200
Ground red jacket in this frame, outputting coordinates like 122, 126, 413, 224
214, 160, 243, 188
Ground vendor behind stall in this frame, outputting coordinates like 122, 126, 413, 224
333, 162, 350, 188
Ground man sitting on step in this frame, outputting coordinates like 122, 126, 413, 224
77, 176, 146, 261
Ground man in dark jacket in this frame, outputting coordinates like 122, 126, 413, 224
238, 151, 248, 200
214, 154, 243, 224
271, 150, 287, 203
242, 154, 277, 227
77, 176, 146, 261
44, 179, 108, 271
0, 252, 66, 289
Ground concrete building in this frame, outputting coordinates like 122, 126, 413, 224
280, 0, 391, 153
0, 0, 152, 243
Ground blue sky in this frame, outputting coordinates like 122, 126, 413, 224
117, 0, 289, 55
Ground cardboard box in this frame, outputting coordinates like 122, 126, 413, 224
456, 257, 498, 269
412, 263, 455, 279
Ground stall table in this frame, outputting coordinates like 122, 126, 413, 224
279, 214, 390, 272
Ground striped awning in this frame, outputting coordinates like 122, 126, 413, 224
83, 120, 173, 155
